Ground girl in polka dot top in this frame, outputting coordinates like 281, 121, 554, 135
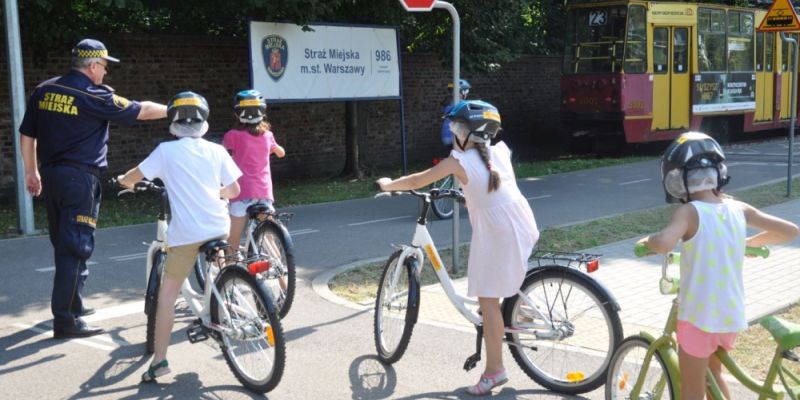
639, 132, 798, 399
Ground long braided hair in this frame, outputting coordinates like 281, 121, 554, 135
474, 141, 500, 192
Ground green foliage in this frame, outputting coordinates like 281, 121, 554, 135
10, 0, 566, 72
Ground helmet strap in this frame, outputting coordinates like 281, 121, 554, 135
454, 134, 468, 151
682, 169, 691, 203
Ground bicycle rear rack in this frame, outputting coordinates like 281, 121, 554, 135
529, 250, 601, 273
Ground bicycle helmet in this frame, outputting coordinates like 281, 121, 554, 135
167, 91, 209, 138
444, 100, 501, 150
661, 131, 730, 203
447, 79, 471, 99
233, 89, 267, 124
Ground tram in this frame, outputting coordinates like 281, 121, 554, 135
560, 0, 799, 148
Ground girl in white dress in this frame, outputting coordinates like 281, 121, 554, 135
377, 100, 539, 396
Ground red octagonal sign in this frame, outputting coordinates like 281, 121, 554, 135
399, 0, 436, 12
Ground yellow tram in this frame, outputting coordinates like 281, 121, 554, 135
560, 0, 799, 146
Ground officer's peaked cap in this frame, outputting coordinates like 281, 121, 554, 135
72, 39, 119, 63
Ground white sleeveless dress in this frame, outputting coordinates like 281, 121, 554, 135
451, 141, 540, 298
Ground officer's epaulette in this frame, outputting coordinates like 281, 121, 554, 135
36, 76, 62, 89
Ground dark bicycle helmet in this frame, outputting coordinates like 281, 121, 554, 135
167, 91, 209, 125
233, 89, 267, 124
661, 131, 729, 203
447, 79, 471, 99
444, 100, 501, 150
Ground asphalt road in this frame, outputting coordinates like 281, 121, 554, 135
0, 139, 796, 399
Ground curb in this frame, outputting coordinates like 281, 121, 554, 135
311, 256, 386, 312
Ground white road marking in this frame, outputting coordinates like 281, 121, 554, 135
348, 216, 412, 226
83, 301, 145, 324
618, 178, 652, 186
290, 229, 319, 236
526, 194, 552, 201
36, 261, 97, 273
12, 323, 114, 351
109, 252, 148, 261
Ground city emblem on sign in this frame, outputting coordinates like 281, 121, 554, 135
262, 34, 288, 81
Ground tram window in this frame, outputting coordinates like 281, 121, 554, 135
562, 6, 628, 74
624, 5, 647, 73
698, 8, 727, 72
766, 33, 774, 72
674, 28, 688, 73
757, 32, 764, 71
654, 28, 668, 74
781, 33, 797, 71
727, 11, 754, 72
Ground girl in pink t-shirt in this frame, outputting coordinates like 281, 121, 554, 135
223, 90, 285, 254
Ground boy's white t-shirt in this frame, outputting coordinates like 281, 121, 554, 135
138, 137, 242, 247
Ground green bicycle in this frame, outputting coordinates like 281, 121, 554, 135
606, 243, 800, 399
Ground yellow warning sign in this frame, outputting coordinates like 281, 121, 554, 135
759, 0, 800, 31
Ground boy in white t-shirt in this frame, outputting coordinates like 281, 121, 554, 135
117, 92, 242, 383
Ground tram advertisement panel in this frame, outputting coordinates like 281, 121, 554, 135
692, 73, 755, 113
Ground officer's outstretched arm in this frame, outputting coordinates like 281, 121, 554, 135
137, 101, 168, 120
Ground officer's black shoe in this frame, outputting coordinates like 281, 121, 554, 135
53, 320, 103, 339
79, 307, 96, 317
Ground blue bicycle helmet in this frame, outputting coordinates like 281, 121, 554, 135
233, 89, 267, 124
447, 79, 471, 99
444, 100, 501, 150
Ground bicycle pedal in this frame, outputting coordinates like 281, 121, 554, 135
463, 353, 481, 372
186, 323, 210, 344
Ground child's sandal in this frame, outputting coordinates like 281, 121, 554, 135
141, 359, 170, 383
466, 369, 508, 396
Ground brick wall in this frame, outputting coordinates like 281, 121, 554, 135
0, 34, 561, 193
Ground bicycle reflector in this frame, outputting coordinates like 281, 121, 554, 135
247, 260, 271, 276
566, 371, 585, 382
586, 259, 599, 273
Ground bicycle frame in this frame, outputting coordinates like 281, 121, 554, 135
398, 201, 566, 332
628, 253, 787, 400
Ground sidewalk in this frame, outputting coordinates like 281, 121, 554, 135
314, 198, 800, 335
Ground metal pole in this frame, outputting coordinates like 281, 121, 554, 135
5, 0, 35, 234
782, 32, 798, 196
434, 0, 461, 272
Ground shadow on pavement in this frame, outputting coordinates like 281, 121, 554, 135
349, 354, 396, 400
0, 321, 65, 375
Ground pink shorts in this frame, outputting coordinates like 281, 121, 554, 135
676, 320, 738, 358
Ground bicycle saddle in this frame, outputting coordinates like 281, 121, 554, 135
761, 315, 800, 351
247, 203, 275, 219
199, 239, 230, 256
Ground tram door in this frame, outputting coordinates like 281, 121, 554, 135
755, 32, 775, 122
652, 26, 690, 130
780, 33, 800, 120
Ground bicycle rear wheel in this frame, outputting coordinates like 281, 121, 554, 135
211, 268, 285, 393
503, 268, 623, 394
249, 221, 296, 318
606, 335, 675, 399
374, 250, 418, 364
430, 175, 454, 219
145, 250, 166, 354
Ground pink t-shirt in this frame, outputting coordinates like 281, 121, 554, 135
223, 128, 278, 202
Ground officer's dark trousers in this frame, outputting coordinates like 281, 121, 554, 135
41, 164, 101, 329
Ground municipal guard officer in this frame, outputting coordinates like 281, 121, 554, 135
19, 38, 168, 339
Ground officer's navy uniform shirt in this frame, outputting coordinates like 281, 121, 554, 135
19, 70, 142, 168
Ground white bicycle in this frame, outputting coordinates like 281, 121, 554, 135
373, 188, 623, 395
117, 179, 286, 394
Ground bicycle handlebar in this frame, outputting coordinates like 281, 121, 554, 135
374, 188, 465, 204
633, 242, 770, 259
110, 177, 165, 196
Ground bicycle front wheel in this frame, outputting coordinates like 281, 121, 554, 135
503, 268, 623, 394
430, 175, 454, 219
145, 250, 166, 354
606, 335, 675, 399
250, 221, 296, 318
374, 250, 418, 364
211, 268, 285, 393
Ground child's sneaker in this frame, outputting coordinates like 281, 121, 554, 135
141, 359, 170, 382
465, 369, 508, 396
